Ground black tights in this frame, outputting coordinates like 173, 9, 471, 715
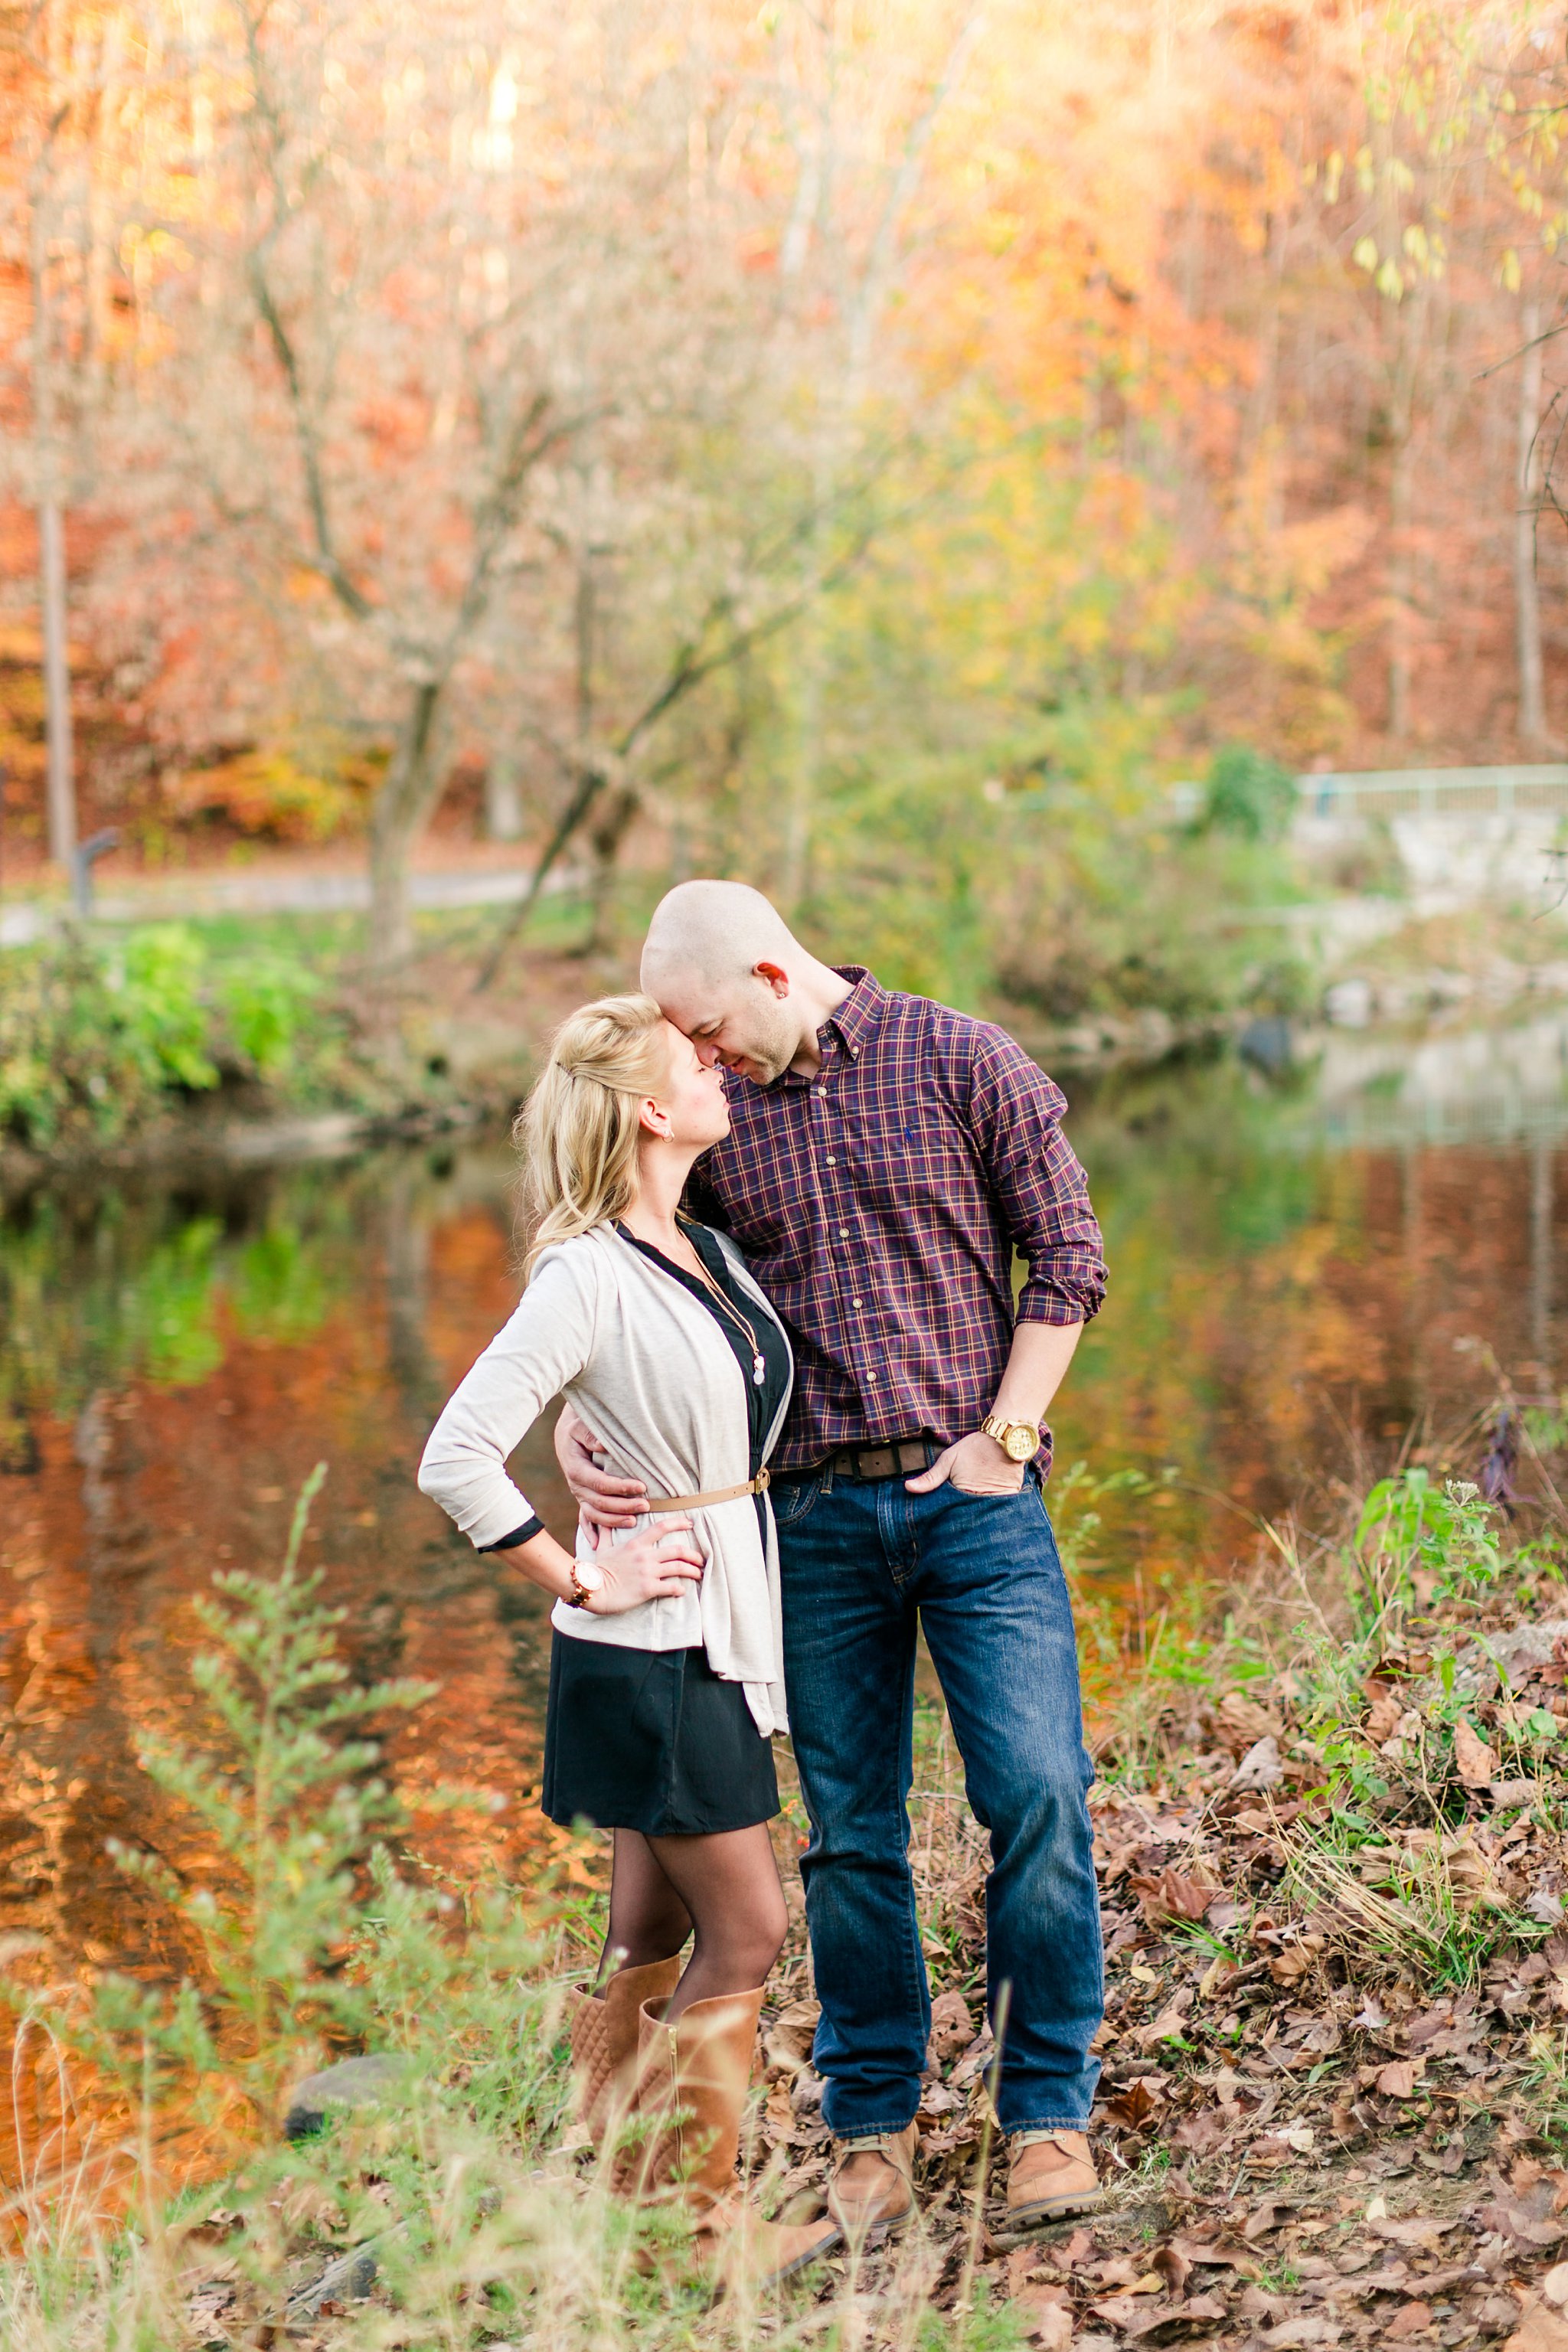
596, 1823, 788, 2020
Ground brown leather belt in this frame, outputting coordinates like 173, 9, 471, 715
776, 1438, 939, 1485
646, 1467, 771, 1514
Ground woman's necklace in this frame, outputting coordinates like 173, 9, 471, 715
668, 1223, 768, 1387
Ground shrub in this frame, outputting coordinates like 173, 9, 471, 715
214, 952, 322, 1076
116, 923, 220, 1091
1200, 743, 1299, 844
0, 926, 332, 1148
0, 932, 213, 1146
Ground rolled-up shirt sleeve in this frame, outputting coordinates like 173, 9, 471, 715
966, 1031, 1107, 1325
416, 1251, 597, 1550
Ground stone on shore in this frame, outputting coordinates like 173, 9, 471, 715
283, 2052, 410, 2141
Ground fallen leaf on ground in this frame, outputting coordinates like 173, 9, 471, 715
926, 1988, 973, 2064
1011, 2278, 1073, 2347
1367, 2213, 1461, 2246
1152, 2242, 1191, 2294
1217, 1691, 1282, 1750
1243, 2198, 1288, 2241
1173, 2106, 1227, 2154
1384, 2303, 1434, 2341
1102, 2077, 1162, 2129
1089, 2298, 1172, 2337
1481, 2198, 1568, 2249
1129, 1866, 1214, 1925
1507, 2299, 1568, 2352
1455, 1718, 1498, 1788
763, 1998, 820, 2072
1231, 1734, 1284, 1791
1374, 2058, 1424, 2098
1135, 1998, 1192, 2049
1364, 1682, 1403, 1743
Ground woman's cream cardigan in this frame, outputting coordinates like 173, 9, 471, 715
416, 1223, 794, 1736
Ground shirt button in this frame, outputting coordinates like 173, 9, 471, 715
838, 1227, 849, 1238
851, 1296, 862, 1308
825, 1155, 837, 1166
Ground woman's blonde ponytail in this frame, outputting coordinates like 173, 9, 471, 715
515, 994, 669, 1281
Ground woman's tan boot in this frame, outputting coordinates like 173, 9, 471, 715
635, 1990, 841, 2288
567, 1955, 684, 2150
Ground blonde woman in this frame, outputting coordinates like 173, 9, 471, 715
417, 995, 838, 2282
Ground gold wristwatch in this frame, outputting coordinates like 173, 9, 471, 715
568, 1559, 606, 1609
981, 1413, 1039, 1464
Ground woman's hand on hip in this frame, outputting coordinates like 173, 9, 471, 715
585, 1517, 705, 1614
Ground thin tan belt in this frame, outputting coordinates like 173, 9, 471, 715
646, 1466, 771, 1514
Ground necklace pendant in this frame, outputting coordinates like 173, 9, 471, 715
753, 1354, 766, 1385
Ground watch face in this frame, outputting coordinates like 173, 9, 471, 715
1005, 1426, 1035, 1462
576, 1561, 606, 1592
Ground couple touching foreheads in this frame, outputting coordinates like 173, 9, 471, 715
419, 879, 1108, 2285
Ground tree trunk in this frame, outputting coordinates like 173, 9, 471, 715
581, 784, 640, 956
1516, 298, 1547, 749
1385, 290, 1426, 744
368, 679, 444, 969
484, 750, 524, 842
40, 498, 76, 872
779, 619, 823, 915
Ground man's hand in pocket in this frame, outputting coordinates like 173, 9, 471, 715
905, 1432, 1027, 1496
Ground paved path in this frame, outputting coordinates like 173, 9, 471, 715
0, 858, 567, 947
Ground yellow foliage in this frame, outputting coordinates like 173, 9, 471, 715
164, 750, 374, 844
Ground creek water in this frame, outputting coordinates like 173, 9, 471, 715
1, 1016, 1565, 1988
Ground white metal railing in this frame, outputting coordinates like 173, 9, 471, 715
1298, 765, 1568, 818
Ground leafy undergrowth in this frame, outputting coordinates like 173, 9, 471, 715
0, 923, 526, 1156
7, 1445, 1568, 2350
753, 1449, 1568, 2351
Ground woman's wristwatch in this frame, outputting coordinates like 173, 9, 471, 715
567, 1559, 606, 1609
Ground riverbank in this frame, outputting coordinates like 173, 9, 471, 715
3, 1444, 1566, 2350
0, 916, 609, 1188
7, 893, 1568, 1192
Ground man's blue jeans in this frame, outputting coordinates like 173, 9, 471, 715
773, 1468, 1102, 2138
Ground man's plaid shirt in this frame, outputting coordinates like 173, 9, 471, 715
686, 968, 1107, 1472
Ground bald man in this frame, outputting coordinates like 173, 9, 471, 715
557, 881, 1109, 2241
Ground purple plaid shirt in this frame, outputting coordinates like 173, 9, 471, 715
685, 968, 1106, 1472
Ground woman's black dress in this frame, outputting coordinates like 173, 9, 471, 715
539, 1220, 789, 1837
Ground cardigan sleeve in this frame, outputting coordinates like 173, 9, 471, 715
417, 1247, 599, 1551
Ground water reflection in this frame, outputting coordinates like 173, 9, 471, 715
1, 1023, 1563, 1998
0, 1152, 573, 2016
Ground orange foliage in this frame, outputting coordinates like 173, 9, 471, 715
1, 0, 1565, 863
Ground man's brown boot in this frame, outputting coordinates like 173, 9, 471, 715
635, 1990, 842, 2288
827, 2123, 918, 2248
1002, 2131, 1101, 2234
566, 1955, 684, 2149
